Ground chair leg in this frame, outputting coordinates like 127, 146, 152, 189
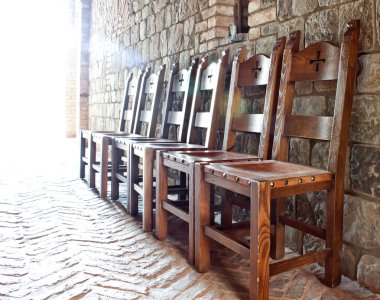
99, 136, 109, 199
89, 136, 96, 188
142, 148, 154, 232
128, 143, 139, 216
188, 163, 195, 265
155, 151, 169, 240
270, 197, 285, 259
220, 189, 233, 228
250, 181, 271, 300
194, 163, 211, 273
111, 141, 121, 200
324, 189, 342, 287
80, 131, 86, 179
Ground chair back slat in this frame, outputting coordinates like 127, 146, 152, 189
223, 37, 288, 160
167, 111, 184, 126
133, 65, 166, 137
186, 51, 229, 148
160, 60, 198, 141
284, 115, 333, 141
231, 113, 264, 134
289, 42, 340, 82
119, 70, 144, 133
194, 112, 211, 128
272, 20, 361, 176
237, 54, 271, 87
139, 110, 151, 123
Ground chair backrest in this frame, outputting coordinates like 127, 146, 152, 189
117, 69, 144, 133
160, 59, 199, 142
133, 65, 166, 137
186, 50, 229, 149
222, 36, 287, 160
272, 20, 360, 177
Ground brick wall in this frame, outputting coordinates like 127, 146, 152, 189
86, 0, 380, 292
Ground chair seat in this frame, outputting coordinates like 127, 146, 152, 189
92, 132, 141, 139
113, 137, 173, 145
163, 150, 258, 164
133, 142, 206, 152
204, 160, 333, 196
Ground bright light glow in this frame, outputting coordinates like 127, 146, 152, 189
0, 0, 74, 161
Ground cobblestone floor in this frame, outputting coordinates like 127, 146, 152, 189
1, 138, 379, 299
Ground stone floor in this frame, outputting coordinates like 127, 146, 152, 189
0, 138, 379, 299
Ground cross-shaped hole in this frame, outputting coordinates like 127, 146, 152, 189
178, 74, 185, 86
252, 61, 262, 78
309, 51, 326, 72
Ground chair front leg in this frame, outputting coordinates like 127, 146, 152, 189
194, 163, 211, 273
128, 142, 139, 216
270, 197, 286, 259
250, 181, 271, 300
89, 136, 96, 188
111, 140, 121, 200
142, 148, 154, 232
80, 131, 86, 179
155, 151, 169, 240
100, 136, 109, 199
188, 162, 196, 265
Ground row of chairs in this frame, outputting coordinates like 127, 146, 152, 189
80, 20, 360, 300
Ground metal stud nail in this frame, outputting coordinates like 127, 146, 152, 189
210, 169, 214, 174
247, 180, 251, 185
222, 173, 227, 178
235, 177, 240, 182
167, 154, 170, 158
181, 159, 185, 163
311, 176, 315, 181
270, 182, 275, 187
298, 178, 303, 184
284, 180, 288, 185
173, 157, 176, 162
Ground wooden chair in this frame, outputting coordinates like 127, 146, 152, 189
194, 20, 360, 300
79, 69, 144, 185
89, 65, 165, 198
110, 59, 199, 205
122, 51, 231, 233
155, 36, 287, 265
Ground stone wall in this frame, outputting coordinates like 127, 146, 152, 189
86, 0, 380, 293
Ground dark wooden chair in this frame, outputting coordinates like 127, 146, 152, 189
110, 59, 199, 206
79, 69, 144, 186
89, 65, 165, 198
123, 51, 231, 233
194, 20, 360, 300
155, 36, 287, 265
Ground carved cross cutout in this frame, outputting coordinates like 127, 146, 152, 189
207, 72, 213, 82
309, 51, 326, 72
252, 61, 262, 78
178, 74, 185, 86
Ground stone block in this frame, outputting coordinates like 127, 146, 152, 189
255, 35, 276, 55
248, 6, 277, 27
342, 243, 362, 280
350, 145, 380, 199
176, 0, 199, 22
339, 0, 374, 51
208, 15, 235, 28
139, 20, 146, 41
318, 0, 350, 6
184, 16, 195, 36
200, 32, 208, 43
311, 141, 329, 169
289, 138, 310, 165
277, 0, 293, 21
377, 0, 380, 46
278, 17, 304, 47
357, 53, 380, 93
314, 80, 336, 92
357, 255, 380, 294
149, 34, 160, 60
350, 95, 380, 144
305, 9, 339, 47
248, 0, 260, 13
156, 9, 165, 32
168, 24, 184, 55
216, 5, 235, 16
261, 0, 276, 8
196, 21, 208, 33
165, 5, 174, 28
209, 0, 235, 5
260, 21, 279, 36
343, 194, 380, 248
292, 0, 318, 16
295, 81, 313, 95
131, 24, 140, 44
248, 27, 260, 40
146, 15, 156, 37
207, 27, 229, 40
292, 95, 326, 116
